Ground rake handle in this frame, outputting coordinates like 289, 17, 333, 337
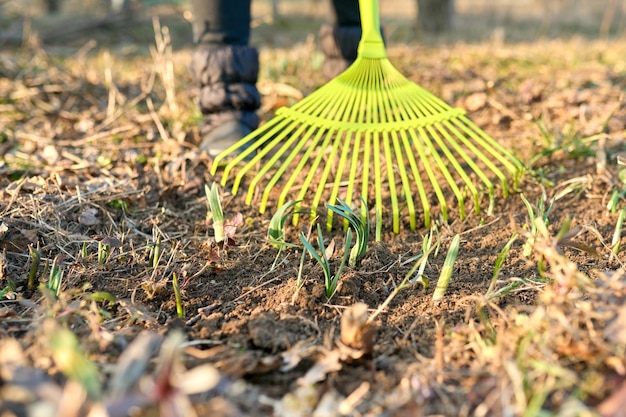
358, 0, 386, 59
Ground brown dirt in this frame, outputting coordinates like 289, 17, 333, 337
1, 4, 626, 417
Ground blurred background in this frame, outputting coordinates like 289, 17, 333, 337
0, 0, 624, 51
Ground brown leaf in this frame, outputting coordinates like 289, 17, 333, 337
464, 92, 488, 112
298, 349, 342, 386
79, 208, 100, 226
605, 305, 626, 345
18, 228, 38, 243
597, 379, 626, 417
42, 145, 60, 165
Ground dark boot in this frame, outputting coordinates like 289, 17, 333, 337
319, 24, 362, 80
191, 45, 261, 156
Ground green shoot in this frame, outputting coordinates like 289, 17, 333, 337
205, 182, 225, 243
49, 326, 102, 399
433, 234, 461, 301
94, 236, 120, 265
326, 197, 370, 266
368, 227, 440, 324
269, 200, 306, 271
172, 272, 184, 318
613, 208, 625, 256
80, 242, 88, 260
410, 226, 440, 287
27, 244, 41, 290
486, 233, 519, 301
46, 255, 64, 297
292, 224, 312, 303
98, 240, 110, 265
149, 231, 162, 270
300, 224, 351, 300
607, 188, 622, 214
268, 200, 304, 249
520, 192, 554, 257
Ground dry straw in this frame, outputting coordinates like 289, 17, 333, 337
211, 0, 523, 239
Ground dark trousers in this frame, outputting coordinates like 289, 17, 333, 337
191, 0, 361, 46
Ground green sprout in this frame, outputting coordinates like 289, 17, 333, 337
520, 192, 554, 258
368, 226, 440, 324
433, 234, 461, 301
268, 200, 304, 249
612, 208, 626, 256
27, 244, 41, 290
172, 272, 184, 318
98, 240, 110, 264
488, 233, 519, 299
46, 255, 64, 297
326, 197, 370, 266
268, 200, 306, 270
205, 182, 225, 244
49, 326, 102, 399
292, 224, 313, 303
300, 224, 351, 300
149, 228, 162, 270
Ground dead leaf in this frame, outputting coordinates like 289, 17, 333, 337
108, 332, 162, 400
42, 145, 60, 165
79, 208, 100, 226
0, 222, 8, 240
280, 340, 316, 372
464, 92, 488, 112
597, 379, 626, 417
298, 349, 342, 386
325, 238, 336, 260
18, 228, 38, 243
605, 305, 626, 345
275, 385, 318, 417
312, 390, 344, 417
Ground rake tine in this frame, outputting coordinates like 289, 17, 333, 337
413, 127, 449, 222
399, 130, 430, 228
260, 127, 317, 213
326, 131, 354, 230
279, 128, 327, 216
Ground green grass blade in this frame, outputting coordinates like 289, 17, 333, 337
613, 208, 625, 255
433, 234, 460, 301
205, 183, 225, 243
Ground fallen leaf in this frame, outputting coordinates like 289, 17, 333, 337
312, 390, 344, 417
108, 332, 162, 400
605, 305, 626, 345
275, 385, 318, 417
597, 379, 626, 417
464, 92, 488, 112
79, 208, 100, 226
42, 145, 60, 165
18, 228, 38, 243
298, 349, 342, 386
280, 340, 316, 372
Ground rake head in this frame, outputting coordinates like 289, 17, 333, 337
210, 0, 524, 240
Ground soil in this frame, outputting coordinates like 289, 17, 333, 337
1, 4, 626, 417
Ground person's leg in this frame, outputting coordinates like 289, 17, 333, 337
319, 0, 361, 79
190, 0, 261, 156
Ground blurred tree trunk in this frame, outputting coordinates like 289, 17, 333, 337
45, 0, 60, 13
416, 0, 454, 34
271, 0, 279, 22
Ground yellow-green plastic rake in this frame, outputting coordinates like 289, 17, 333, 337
211, 0, 523, 240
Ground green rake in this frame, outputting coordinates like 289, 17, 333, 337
211, 0, 523, 240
